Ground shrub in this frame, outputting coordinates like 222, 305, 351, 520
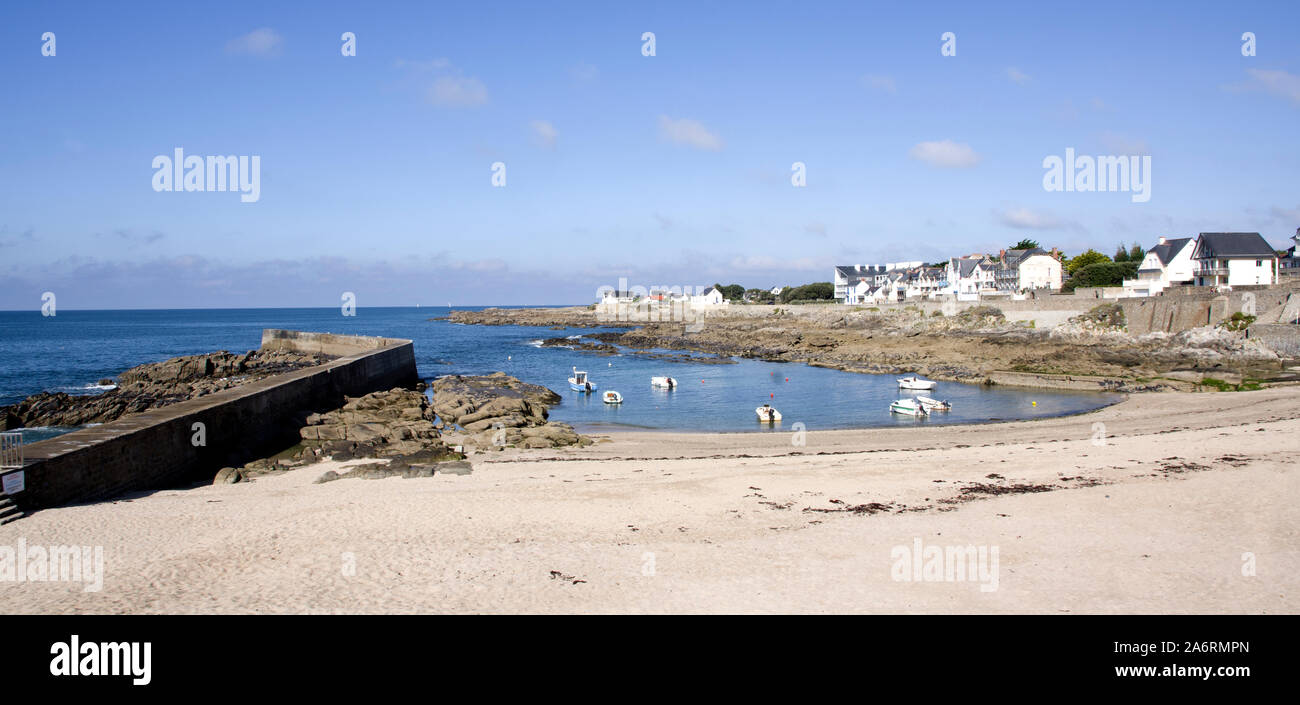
1218, 312, 1256, 332
1062, 261, 1139, 292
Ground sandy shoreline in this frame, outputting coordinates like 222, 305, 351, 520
1, 388, 1296, 614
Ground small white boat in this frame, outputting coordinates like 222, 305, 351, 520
890, 398, 929, 417
755, 404, 782, 422
603, 390, 623, 404
568, 367, 597, 393
897, 376, 936, 391
650, 376, 677, 389
916, 395, 951, 411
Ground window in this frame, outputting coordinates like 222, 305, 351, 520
1256, 260, 1262, 266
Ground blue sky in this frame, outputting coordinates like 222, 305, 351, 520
1, 0, 1297, 309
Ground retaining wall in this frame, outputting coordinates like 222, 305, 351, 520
1246, 324, 1300, 359
6, 330, 417, 510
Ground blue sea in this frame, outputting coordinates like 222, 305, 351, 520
0, 307, 1121, 436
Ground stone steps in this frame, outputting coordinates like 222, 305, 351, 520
0, 496, 24, 525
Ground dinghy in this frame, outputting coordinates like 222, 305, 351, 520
755, 404, 782, 422
897, 376, 936, 391
603, 390, 623, 404
650, 376, 677, 389
916, 395, 950, 411
568, 367, 597, 393
890, 398, 929, 417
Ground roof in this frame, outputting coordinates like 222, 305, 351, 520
835, 265, 887, 278
1148, 237, 1191, 266
1195, 232, 1276, 259
1000, 248, 1050, 269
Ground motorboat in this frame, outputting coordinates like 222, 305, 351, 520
897, 376, 936, 391
569, 367, 597, 393
916, 395, 951, 411
755, 404, 782, 422
603, 390, 623, 404
890, 398, 929, 417
650, 376, 677, 389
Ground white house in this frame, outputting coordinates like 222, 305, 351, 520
834, 262, 923, 302
691, 286, 726, 306
1191, 232, 1278, 288
995, 248, 1062, 292
1121, 236, 1194, 296
945, 256, 996, 300
844, 279, 873, 304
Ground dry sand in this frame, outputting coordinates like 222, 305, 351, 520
1, 388, 1297, 614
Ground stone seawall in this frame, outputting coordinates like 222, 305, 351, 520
1246, 324, 1300, 359
6, 330, 417, 510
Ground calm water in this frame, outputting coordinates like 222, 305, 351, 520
0, 307, 1120, 436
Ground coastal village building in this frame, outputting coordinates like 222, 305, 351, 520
692, 286, 726, 306
1121, 236, 1195, 297
833, 262, 921, 303
945, 256, 997, 300
1190, 232, 1279, 288
1282, 228, 1300, 279
994, 248, 1063, 293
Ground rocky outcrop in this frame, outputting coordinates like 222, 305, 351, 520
431, 373, 590, 450
297, 388, 462, 461
0, 349, 333, 431
448, 307, 604, 327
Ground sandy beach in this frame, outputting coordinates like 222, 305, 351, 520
1, 387, 1296, 614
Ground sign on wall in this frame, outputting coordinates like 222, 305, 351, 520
2, 471, 25, 495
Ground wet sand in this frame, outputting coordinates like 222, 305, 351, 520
1, 388, 1296, 613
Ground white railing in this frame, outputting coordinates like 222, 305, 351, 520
0, 432, 22, 469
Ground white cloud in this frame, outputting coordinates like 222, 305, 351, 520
428, 76, 488, 107
531, 120, 558, 148
909, 140, 980, 168
997, 207, 1069, 231
225, 28, 283, 57
862, 74, 896, 93
1005, 67, 1031, 85
571, 62, 599, 82
658, 115, 723, 151
1238, 68, 1300, 105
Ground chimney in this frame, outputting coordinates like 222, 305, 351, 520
999, 248, 1006, 260
1158, 236, 1167, 245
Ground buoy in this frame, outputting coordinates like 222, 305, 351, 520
1031, 401, 1037, 406
785, 377, 789, 382
770, 393, 774, 398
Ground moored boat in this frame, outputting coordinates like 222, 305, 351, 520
916, 395, 951, 411
890, 398, 928, 417
897, 376, 936, 390
650, 376, 677, 389
568, 367, 597, 393
755, 404, 782, 422
603, 390, 623, 404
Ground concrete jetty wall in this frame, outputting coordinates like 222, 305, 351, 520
6, 330, 417, 510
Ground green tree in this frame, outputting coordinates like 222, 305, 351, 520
1067, 249, 1111, 275
1012, 238, 1040, 250
1113, 243, 1129, 262
719, 284, 745, 300
1128, 244, 1146, 262
1062, 261, 1139, 292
